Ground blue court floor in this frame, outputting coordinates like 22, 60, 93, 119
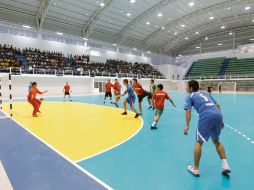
1, 91, 254, 190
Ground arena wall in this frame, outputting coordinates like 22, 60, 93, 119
0, 74, 183, 100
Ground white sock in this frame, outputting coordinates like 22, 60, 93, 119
152, 121, 157, 127
222, 159, 228, 166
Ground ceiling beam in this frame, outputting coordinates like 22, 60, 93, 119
142, 0, 251, 49
36, 0, 53, 30
116, 0, 177, 44
162, 13, 254, 52
83, 0, 117, 38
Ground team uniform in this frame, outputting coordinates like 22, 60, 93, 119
153, 89, 170, 116
150, 84, 157, 94
124, 85, 136, 106
27, 87, 43, 116
105, 82, 113, 98
64, 84, 70, 95
133, 82, 152, 103
207, 86, 212, 93
184, 91, 223, 143
113, 82, 121, 96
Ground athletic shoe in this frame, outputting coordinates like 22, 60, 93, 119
148, 106, 152, 109
33, 114, 38, 117
222, 164, 231, 174
121, 112, 127, 115
152, 107, 155, 110
103, 101, 105, 104
114, 103, 119, 108
134, 113, 140, 118
187, 166, 200, 177
150, 126, 157, 130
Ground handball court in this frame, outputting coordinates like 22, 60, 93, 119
0, 92, 253, 190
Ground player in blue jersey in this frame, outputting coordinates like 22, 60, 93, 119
184, 80, 230, 177
115, 79, 140, 118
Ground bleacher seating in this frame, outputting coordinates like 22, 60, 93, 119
0, 43, 163, 78
186, 57, 225, 79
224, 58, 254, 76
185, 57, 254, 79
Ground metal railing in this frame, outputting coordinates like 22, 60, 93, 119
0, 67, 165, 79
184, 74, 254, 80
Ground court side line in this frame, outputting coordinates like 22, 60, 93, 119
76, 117, 144, 163
0, 110, 113, 190
172, 107, 254, 145
0, 161, 13, 190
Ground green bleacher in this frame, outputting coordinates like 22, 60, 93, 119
224, 58, 254, 76
186, 57, 225, 79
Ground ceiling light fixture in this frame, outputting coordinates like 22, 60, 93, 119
196, 46, 200, 49
218, 43, 223, 46
146, 22, 150, 25
249, 39, 254, 41
174, 32, 178, 35
100, 2, 105, 7
185, 37, 188, 40
221, 25, 226, 29
189, 2, 194, 7
130, 0, 136, 3
161, 26, 165, 30
82, 38, 88, 40
205, 36, 208, 40
126, 13, 131, 17
195, 31, 199, 35
209, 16, 214, 20
245, 6, 251, 10
181, 24, 185, 27
178, 54, 182, 57
56, 32, 63, 35
158, 13, 162, 17
229, 32, 233, 35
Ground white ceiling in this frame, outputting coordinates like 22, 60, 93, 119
0, 0, 254, 54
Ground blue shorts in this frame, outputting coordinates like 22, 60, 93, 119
196, 110, 223, 143
126, 96, 135, 106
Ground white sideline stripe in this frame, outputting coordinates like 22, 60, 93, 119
0, 110, 113, 190
76, 117, 144, 163
0, 161, 13, 190
173, 108, 254, 145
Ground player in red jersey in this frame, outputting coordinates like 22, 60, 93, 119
112, 79, 121, 107
151, 84, 176, 129
132, 78, 152, 115
27, 82, 48, 117
104, 79, 113, 104
63, 82, 72, 101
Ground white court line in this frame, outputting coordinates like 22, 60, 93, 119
0, 161, 13, 190
2, 100, 144, 164
172, 107, 254, 145
0, 110, 113, 190
76, 116, 144, 163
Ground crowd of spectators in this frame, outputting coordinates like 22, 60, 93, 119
0, 44, 21, 69
0, 44, 163, 78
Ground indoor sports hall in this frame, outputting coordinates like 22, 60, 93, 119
0, 0, 254, 190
